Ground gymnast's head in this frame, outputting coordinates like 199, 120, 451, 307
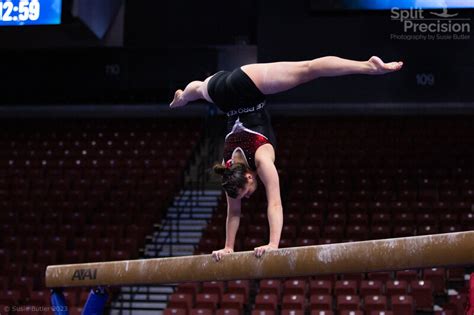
213, 162, 258, 199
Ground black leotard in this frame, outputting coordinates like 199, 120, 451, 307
207, 68, 276, 146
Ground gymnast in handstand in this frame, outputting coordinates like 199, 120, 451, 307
170, 56, 403, 261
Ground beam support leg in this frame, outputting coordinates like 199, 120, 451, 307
83, 287, 109, 315
50, 289, 69, 315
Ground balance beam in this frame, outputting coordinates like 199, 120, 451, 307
45, 231, 474, 288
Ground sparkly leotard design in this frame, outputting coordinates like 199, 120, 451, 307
223, 119, 270, 171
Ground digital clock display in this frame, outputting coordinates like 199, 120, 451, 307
0, 0, 61, 26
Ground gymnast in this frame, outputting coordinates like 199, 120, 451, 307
169, 56, 403, 261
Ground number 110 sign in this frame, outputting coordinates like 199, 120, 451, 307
0, 0, 61, 26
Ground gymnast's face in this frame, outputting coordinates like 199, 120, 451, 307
237, 173, 258, 199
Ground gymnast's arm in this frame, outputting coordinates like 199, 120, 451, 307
211, 194, 241, 261
254, 149, 283, 258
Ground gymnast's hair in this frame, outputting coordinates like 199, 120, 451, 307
213, 162, 250, 198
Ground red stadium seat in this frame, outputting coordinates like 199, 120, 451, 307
221, 293, 245, 310
322, 225, 344, 239
363, 295, 387, 314
168, 293, 194, 310
391, 295, 414, 315
3, 263, 23, 278
310, 311, 334, 315
393, 226, 415, 238
309, 295, 332, 311
197, 238, 220, 253
189, 308, 213, 315
254, 293, 278, 311
259, 280, 282, 296
3, 236, 21, 251
15, 250, 34, 265
446, 268, 465, 282
302, 213, 323, 226
247, 226, 268, 238
345, 225, 368, 240
195, 293, 219, 311
0, 277, 9, 291
371, 212, 391, 225
415, 212, 437, 225
74, 237, 93, 251
0, 290, 21, 305
202, 281, 225, 297
282, 225, 296, 239
164, 308, 188, 315
441, 225, 462, 233
340, 274, 364, 286
95, 237, 115, 250
423, 268, 446, 294
28, 290, 50, 306
370, 225, 391, 239
243, 237, 265, 251
309, 280, 332, 295
251, 310, 275, 315
176, 283, 201, 296
217, 309, 240, 315
417, 225, 439, 235
87, 250, 108, 262
396, 270, 418, 283
296, 238, 318, 246
359, 280, 383, 297
386, 280, 409, 297
410, 280, 434, 311
17, 276, 35, 298
299, 225, 321, 239
227, 280, 250, 302
334, 280, 357, 296
336, 295, 360, 311
445, 293, 468, 315
327, 207, 345, 219
283, 279, 307, 295
281, 294, 305, 311
367, 271, 392, 283
280, 238, 295, 248
339, 311, 363, 315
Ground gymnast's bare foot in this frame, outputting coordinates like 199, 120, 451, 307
169, 89, 188, 108
368, 56, 404, 75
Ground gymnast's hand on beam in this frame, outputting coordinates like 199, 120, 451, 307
254, 244, 278, 258
367, 56, 404, 75
211, 247, 234, 262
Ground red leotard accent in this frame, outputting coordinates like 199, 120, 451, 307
223, 119, 270, 171
467, 273, 474, 315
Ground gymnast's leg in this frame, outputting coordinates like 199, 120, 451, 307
241, 56, 403, 95
170, 75, 214, 108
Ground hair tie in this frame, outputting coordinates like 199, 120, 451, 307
225, 159, 233, 169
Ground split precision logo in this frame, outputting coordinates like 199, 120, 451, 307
71, 269, 98, 281
391, 8, 471, 33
